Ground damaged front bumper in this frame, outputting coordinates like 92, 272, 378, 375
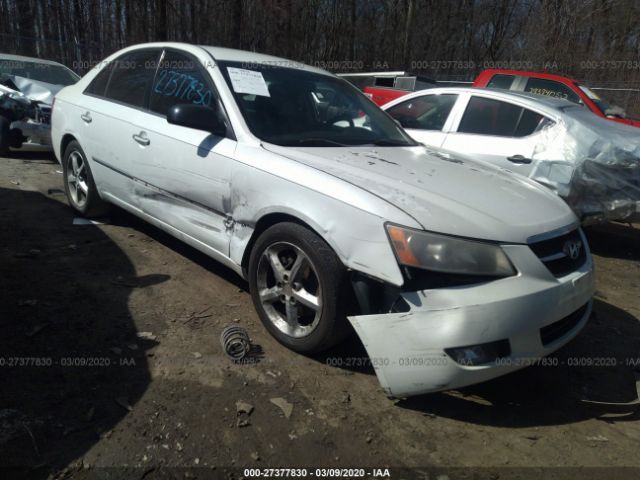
348, 242, 595, 398
1, 75, 54, 150
10, 118, 52, 148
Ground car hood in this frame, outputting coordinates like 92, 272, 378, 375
1, 74, 63, 105
263, 144, 577, 243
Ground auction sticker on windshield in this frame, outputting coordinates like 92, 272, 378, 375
227, 67, 270, 97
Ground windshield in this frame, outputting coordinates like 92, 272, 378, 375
578, 85, 615, 116
218, 61, 416, 147
0, 59, 80, 86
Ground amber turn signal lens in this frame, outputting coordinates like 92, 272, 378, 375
387, 225, 420, 267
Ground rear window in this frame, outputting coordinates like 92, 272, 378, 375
374, 77, 394, 88
524, 77, 581, 104
458, 96, 552, 137
486, 74, 516, 90
0, 59, 79, 86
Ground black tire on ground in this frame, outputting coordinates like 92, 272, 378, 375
0, 116, 10, 157
62, 140, 109, 217
248, 221, 353, 354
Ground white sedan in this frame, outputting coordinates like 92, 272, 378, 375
383, 87, 640, 224
52, 43, 593, 397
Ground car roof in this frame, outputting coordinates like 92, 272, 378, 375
0, 53, 70, 68
199, 45, 332, 76
118, 43, 334, 77
478, 69, 579, 85
394, 86, 579, 113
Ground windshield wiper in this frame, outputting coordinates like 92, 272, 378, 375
293, 138, 348, 147
368, 139, 412, 147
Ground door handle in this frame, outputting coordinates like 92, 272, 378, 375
80, 112, 92, 123
132, 132, 150, 146
507, 154, 532, 164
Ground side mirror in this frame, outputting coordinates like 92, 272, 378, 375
167, 103, 227, 137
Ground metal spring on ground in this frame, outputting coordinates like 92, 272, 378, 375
220, 325, 251, 361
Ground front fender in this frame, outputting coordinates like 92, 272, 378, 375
227, 149, 417, 286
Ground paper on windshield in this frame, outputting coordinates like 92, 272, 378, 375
227, 67, 270, 97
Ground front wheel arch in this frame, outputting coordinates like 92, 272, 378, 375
241, 212, 339, 274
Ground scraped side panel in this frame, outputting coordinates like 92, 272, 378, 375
529, 110, 640, 223
226, 144, 419, 286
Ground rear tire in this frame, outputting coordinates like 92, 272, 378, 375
0, 116, 10, 157
62, 140, 108, 217
248, 222, 352, 354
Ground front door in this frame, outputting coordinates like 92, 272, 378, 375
131, 49, 236, 257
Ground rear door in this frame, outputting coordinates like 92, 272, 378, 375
384, 93, 459, 147
441, 95, 554, 177
80, 49, 161, 207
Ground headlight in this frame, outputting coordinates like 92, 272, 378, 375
386, 224, 516, 277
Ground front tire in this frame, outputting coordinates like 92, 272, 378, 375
62, 140, 108, 217
248, 222, 352, 353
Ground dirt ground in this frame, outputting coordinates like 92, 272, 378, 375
0, 151, 639, 480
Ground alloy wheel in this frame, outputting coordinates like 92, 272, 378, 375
256, 241, 323, 338
66, 150, 89, 208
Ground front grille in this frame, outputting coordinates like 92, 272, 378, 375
540, 303, 589, 346
529, 228, 587, 277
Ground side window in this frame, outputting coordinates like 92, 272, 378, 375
459, 97, 553, 137
458, 96, 522, 136
386, 94, 457, 131
524, 78, 581, 104
149, 51, 214, 116
104, 50, 160, 108
84, 61, 115, 97
486, 74, 516, 90
514, 108, 553, 137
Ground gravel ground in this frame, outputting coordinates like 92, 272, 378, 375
0, 151, 639, 480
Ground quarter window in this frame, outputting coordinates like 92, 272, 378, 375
386, 94, 458, 131
84, 61, 115, 97
515, 108, 550, 137
103, 50, 160, 108
149, 51, 214, 116
458, 96, 552, 137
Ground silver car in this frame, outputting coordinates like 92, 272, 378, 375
51, 43, 594, 397
0, 53, 80, 154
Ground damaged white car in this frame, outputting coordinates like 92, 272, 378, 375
51, 43, 594, 397
383, 87, 640, 224
0, 53, 79, 155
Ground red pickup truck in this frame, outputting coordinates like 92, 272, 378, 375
338, 71, 437, 106
473, 69, 640, 128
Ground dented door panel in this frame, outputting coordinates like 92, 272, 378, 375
131, 112, 236, 257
